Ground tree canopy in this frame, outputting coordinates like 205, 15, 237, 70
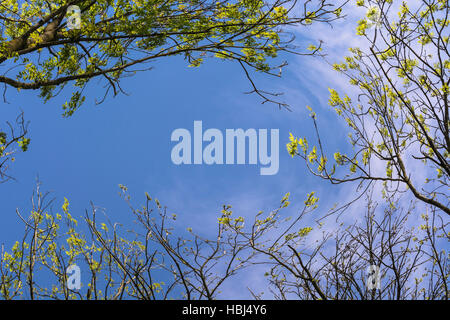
287, 0, 449, 215
0, 184, 447, 299
0, 0, 345, 115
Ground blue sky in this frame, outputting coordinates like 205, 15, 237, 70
0, 12, 367, 298
0, 50, 348, 226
